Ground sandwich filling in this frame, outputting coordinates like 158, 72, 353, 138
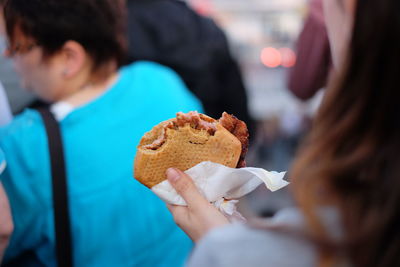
143, 111, 249, 168
219, 112, 249, 168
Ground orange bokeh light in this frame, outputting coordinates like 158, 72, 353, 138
261, 47, 281, 68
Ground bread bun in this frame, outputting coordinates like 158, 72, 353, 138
134, 112, 243, 188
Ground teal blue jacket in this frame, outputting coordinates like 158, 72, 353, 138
0, 62, 203, 266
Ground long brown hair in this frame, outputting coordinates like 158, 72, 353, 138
291, 0, 400, 266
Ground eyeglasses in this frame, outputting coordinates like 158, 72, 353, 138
3, 41, 39, 57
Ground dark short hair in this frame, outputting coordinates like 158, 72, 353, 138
4, 0, 126, 68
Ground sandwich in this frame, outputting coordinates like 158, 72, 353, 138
134, 111, 249, 188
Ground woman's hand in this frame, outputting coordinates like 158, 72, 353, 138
166, 168, 229, 242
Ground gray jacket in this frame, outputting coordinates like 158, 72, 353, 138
187, 207, 349, 267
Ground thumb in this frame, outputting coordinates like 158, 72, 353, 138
166, 168, 209, 208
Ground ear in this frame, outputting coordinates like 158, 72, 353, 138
59, 40, 87, 79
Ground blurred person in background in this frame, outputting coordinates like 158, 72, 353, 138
165, 0, 400, 266
125, 0, 255, 138
288, 0, 331, 101
0, 0, 202, 266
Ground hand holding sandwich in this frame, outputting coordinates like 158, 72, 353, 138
134, 112, 288, 241
166, 168, 229, 242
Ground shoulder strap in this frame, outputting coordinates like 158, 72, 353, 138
36, 108, 73, 267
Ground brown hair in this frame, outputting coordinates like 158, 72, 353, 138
291, 1, 400, 266
3, 0, 126, 74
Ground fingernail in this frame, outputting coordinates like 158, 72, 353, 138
166, 168, 181, 183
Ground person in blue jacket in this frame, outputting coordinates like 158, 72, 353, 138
0, 0, 202, 266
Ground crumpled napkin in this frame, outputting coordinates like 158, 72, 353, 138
151, 161, 288, 221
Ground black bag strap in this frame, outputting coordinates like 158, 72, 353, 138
37, 108, 73, 267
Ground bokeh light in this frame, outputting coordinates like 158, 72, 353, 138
279, 47, 297, 68
261, 47, 281, 68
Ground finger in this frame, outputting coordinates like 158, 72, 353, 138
166, 203, 180, 213
166, 204, 189, 224
166, 168, 209, 209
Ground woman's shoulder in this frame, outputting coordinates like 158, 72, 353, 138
118, 61, 202, 111
0, 109, 47, 181
120, 61, 180, 81
0, 109, 43, 142
187, 208, 319, 267
118, 61, 187, 95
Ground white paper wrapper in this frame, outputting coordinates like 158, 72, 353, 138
151, 161, 288, 221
